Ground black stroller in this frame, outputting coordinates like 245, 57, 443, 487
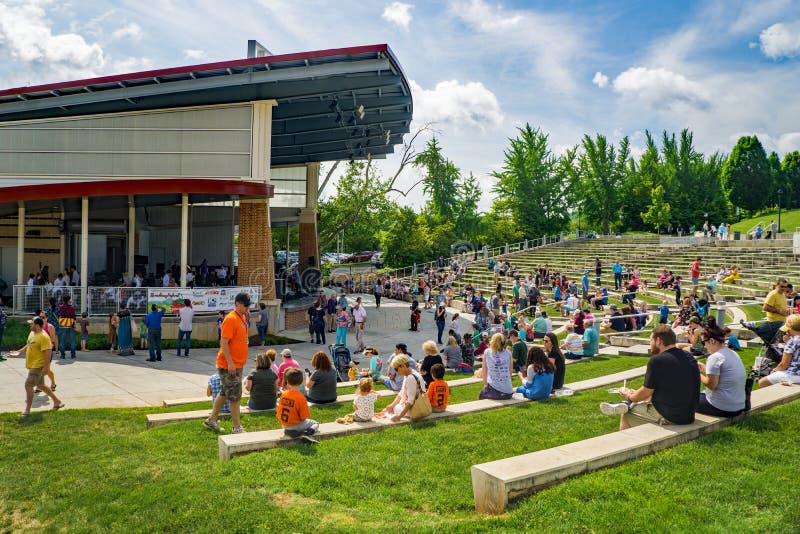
741, 320, 784, 377
328, 344, 352, 382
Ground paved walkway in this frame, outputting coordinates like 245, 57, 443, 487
0, 294, 473, 414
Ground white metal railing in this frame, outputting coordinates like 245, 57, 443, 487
10, 285, 261, 317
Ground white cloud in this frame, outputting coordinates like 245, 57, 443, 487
734, 131, 800, 154
759, 20, 800, 59
183, 49, 207, 60
409, 79, 503, 129
111, 22, 142, 41
111, 57, 153, 73
449, 0, 585, 93
611, 67, 710, 109
382, 2, 414, 31
592, 71, 608, 88
0, 0, 105, 80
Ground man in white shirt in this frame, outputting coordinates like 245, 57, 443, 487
126, 291, 146, 312
177, 299, 195, 357
162, 270, 172, 288
70, 266, 80, 286
133, 273, 143, 288
185, 269, 195, 287
351, 297, 367, 354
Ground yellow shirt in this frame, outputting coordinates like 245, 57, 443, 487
764, 289, 788, 322
25, 331, 52, 369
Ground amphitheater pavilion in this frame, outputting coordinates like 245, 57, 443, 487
0, 42, 413, 328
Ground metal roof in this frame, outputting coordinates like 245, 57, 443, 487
0, 44, 412, 165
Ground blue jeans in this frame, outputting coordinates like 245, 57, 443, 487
314, 320, 326, 344
58, 326, 76, 358
257, 325, 267, 345
148, 328, 162, 360
336, 326, 347, 346
177, 329, 191, 356
436, 321, 445, 344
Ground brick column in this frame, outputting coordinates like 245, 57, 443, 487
238, 199, 275, 300
299, 162, 320, 271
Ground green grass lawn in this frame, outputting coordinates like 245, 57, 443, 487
730, 207, 800, 233
738, 303, 767, 322
2, 348, 795, 533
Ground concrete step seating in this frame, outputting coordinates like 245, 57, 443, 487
470, 383, 800, 514
216, 364, 649, 461
148, 350, 614, 428
147, 376, 481, 429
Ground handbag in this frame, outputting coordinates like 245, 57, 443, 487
406, 373, 432, 421
131, 319, 140, 337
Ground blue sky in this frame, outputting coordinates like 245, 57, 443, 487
1, 0, 799, 209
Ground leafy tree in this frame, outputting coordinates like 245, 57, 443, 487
454, 172, 483, 242
782, 151, 800, 209
491, 124, 570, 237
379, 207, 431, 267
767, 151, 783, 205
479, 211, 524, 247
721, 135, 771, 214
569, 134, 630, 234
414, 137, 460, 219
640, 184, 671, 233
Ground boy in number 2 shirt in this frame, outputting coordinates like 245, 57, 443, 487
427, 364, 450, 412
277, 368, 320, 443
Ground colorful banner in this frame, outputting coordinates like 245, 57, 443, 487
147, 286, 261, 315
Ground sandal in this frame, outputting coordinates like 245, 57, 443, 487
52, 403, 66, 410
19, 412, 30, 418
51, 384, 57, 391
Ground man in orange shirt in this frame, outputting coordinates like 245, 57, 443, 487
204, 293, 251, 434
277, 368, 320, 443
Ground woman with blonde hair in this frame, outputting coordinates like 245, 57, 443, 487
478, 333, 513, 400
441, 335, 462, 369
759, 313, 800, 387
245, 352, 278, 411
419, 339, 443, 386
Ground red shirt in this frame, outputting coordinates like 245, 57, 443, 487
690, 261, 701, 278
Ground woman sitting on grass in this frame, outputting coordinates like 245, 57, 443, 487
515, 346, 555, 400
543, 332, 565, 390
245, 352, 278, 411
478, 333, 513, 400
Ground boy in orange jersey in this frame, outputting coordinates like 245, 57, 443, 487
277, 368, 320, 443
427, 363, 450, 412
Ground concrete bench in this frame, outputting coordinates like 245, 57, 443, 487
216, 365, 650, 460
162, 378, 363, 407
470, 384, 800, 514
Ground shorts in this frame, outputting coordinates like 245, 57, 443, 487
81, 334, 89, 342
25, 368, 45, 388
217, 367, 243, 402
764, 371, 800, 385
691, 277, 699, 286
626, 402, 668, 426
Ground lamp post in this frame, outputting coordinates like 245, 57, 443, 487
777, 188, 783, 234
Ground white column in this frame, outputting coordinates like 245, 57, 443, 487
16, 202, 25, 284
230, 200, 236, 270
127, 196, 135, 276
180, 193, 189, 287
80, 196, 89, 313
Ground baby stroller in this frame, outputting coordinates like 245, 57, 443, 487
328, 344, 352, 382
741, 320, 784, 377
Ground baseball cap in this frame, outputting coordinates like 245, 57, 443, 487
779, 324, 789, 332
609, 304, 618, 310
235, 293, 251, 307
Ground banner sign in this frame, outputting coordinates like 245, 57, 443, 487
147, 286, 261, 315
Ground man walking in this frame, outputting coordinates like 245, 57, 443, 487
176, 299, 194, 357
690, 257, 702, 297
352, 297, 367, 354
612, 261, 623, 291
144, 304, 166, 361
205, 293, 251, 434
8, 317, 64, 417
600, 325, 700, 429
57, 295, 77, 359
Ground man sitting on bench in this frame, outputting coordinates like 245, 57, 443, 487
599, 325, 700, 430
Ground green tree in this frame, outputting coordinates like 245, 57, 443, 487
569, 134, 630, 234
768, 151, 783, 205
782, 151, 800, 209
640, 184, 672, 233
414, 137, 460, 219
491, 124, 570, 238
379, 207, 431, 267
454, 172, 483, 243
721, 135, 771, 214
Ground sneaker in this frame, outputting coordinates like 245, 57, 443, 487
203, 418, 221, 432
300, 434, 319, 444
231, 426, 246, 434
600, 402, 629, 416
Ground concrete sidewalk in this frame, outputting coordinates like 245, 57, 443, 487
0, 294, 472, 413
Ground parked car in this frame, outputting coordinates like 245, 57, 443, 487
344, 251, 375, 263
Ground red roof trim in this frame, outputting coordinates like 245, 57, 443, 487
0, 179, 273, 202
0, 44, 390, 98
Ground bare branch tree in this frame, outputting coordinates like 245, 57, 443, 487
317, 160, 340, 198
